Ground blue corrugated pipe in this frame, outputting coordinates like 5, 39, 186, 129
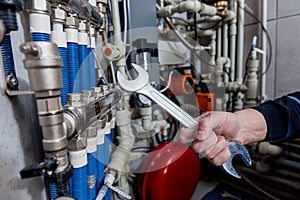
67, 42, 80, 93
110, 128, 115, 144
58, 47, 68, 106
32, 33, 50, 42
89, 48, 96, 87
96, 143, 105, 192
49, 183, 57, 200
72, 166, 87, 200
1, 35, 16, 77
68, 177, 73, 196
87, 152, 97, 200
79, 44, 89, 90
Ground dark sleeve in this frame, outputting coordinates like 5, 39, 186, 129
252, 92, 300, 142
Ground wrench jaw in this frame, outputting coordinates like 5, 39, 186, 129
117, 63, 150, 92
221, 142, 252, 179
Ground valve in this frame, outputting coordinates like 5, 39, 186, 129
20, 158, 58, 179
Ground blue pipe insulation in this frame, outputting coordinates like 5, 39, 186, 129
67, 42, 80, 93
110, 128, 115, 144
1, 35, 16, 77
87, 152, 97, 200
96, 143, 105, 192
78, 44, 89, 90
49, 183, 57, 200
58, 47, 68, 106
89, 48, 96, 87
68, 177, 73, 196
72, 166, 87, 200
31, 33, 50, 42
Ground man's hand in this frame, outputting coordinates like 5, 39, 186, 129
179, 109, 267, 166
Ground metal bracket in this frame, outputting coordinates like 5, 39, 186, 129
0, 48, 34, 96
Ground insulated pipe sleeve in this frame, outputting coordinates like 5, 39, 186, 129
157, 1, 217, 18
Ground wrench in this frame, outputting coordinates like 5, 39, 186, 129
117, 63, 251, 178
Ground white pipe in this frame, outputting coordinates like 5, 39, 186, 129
236, 0, 244, 83
229, 0, 237, 82
217, 27, 222, 58
110, 0, 126, 75
222, 23, 228, 58
107, 107, 135, 181
157, 1, 217, 17
260, 0, 268, 103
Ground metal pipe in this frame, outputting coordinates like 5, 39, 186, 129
20, 41, 72, 197
260, 0, 268, 103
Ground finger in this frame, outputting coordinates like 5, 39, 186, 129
209, 145, 231, 166
178, 126, 198, 143
192, 132, 218, 155
205, 136, 227, 160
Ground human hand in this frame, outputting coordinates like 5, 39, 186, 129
179, 109, 267, 166
180, 111, 240, 165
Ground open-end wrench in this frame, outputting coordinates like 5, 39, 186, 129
117, 63, 251, 178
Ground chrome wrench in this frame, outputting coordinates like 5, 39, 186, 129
117, 63, 251, 178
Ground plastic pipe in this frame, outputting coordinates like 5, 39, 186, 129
217, 27, 222, 58
234, 0, 245, 111
260, 0, 268, 103
96, 125, 105, 192
229, 0, 237, 82
29, 0, 51, 42
236, 0, 244, 82
66, 27, 80, 93
1, 34, 16, 77
78, 22, 89, 91
69, 149, 88, 200
52, 20, 68, 106
50, 183, 57, 200
157, 1, 217, 17
89, 26, 96, 87
110, 0, 126, 74
107, 107, 135, 181
87, 137, 97, 200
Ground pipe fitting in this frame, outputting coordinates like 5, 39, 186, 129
78, 20, 88, 32
51, 7, 66, 23
30, 0, 48, 12
65, 14, 79, 29
258, 142, 283, 157
68, 135, 87, 151
20, 42, 63, 97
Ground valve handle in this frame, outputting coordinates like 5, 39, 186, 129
20, 158, 57, 179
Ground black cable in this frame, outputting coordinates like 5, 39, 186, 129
168, 16, 192, 25
242, 50, 252, 83
235, 166, 280, 200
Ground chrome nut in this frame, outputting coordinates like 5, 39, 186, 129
52, 8, 66, 21
32, 0, 48, 11
66, 16, 79, 28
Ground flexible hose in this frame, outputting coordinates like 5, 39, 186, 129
79, 44, 89, 90
49, 183, 57, 200
72, 166, 87, 200
58, 47, 68, 106
87, 152, 97, 200
67, 42, 80, 93
68, 177, 73, 196
32, 33, 50, 42
89, 48, 97, 87
1, 34, 16, 76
